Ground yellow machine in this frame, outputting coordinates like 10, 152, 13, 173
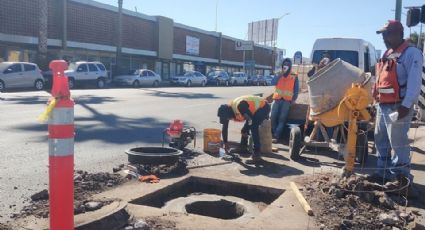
289, 82, 372, 174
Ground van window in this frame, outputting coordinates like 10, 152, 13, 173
312, 50, 359, 67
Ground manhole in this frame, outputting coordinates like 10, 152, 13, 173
130, 176, 284, 219
185, 200, 245, 219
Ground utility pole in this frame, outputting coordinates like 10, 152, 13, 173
395, 0, 402, 21
116, 0, 123, 75
38, 0, 48, 70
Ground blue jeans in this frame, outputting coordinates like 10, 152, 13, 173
271, 99, 291, 139
374, 103, 414, 179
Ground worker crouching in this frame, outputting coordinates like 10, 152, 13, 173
217, 95, 270, 162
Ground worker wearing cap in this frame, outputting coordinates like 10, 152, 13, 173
217, 95, 270, 162
270, 58, 299, 142
372, 20, 423, 185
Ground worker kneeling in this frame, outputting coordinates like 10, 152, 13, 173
217, 95, 270, 162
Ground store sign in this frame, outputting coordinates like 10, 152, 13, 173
186, 36, 200, 56
235, 40, 253, 51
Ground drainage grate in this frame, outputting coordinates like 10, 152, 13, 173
130, 176, 284, 209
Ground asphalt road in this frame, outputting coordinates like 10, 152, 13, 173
0, 85, 274, 222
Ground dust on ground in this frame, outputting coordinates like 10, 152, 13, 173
295, 172, 423, 229
12, 168, 126, 221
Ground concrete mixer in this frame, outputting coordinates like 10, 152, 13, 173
288, 58, 373, 174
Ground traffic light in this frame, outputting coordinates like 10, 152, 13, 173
406, 8, 421, 27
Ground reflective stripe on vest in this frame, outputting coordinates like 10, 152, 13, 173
374, 41, 410, 103
230, 95, 265, 122
273, 73, 296, 101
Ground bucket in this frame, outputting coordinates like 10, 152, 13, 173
307, 58, 365, 115
203, 128, 221, 154
259, 119, 272, 154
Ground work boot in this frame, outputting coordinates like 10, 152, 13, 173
365, 173, 388, 185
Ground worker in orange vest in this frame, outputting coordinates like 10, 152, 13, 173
217, 95, 270, 162
370, 20, 423, 188
270, 58, 299, 142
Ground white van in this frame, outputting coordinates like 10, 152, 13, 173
310, 38, 379, 73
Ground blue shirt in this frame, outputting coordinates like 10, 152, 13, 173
396, 46, 423, 108
271, 74, 299, 102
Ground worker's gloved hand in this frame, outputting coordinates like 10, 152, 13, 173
397, 106, 410, 120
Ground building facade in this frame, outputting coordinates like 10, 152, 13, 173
0, 0, 274, 79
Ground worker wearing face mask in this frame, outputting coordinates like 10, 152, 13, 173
270, 58, 299, 143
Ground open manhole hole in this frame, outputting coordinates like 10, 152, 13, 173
185, 199, 245, 219
130, 176, 284, 219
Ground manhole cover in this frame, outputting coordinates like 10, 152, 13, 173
185, 199, 245, 219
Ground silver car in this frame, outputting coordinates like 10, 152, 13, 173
230, 72, 248, 85
113, 69, 161, 88
0, 62, 44, 92
171, 71, 207, 87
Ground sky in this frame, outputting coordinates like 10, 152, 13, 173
101, 0, 424, 58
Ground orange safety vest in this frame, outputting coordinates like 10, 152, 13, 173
230, 95, 266, 122
272, 73, 296, 101
374, 41, 410, 104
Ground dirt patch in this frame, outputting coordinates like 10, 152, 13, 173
123, 216, 177, 230
295, 173, 418, 229
13, 170, 126, 220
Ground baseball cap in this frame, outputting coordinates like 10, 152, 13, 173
376, 20, 404, 34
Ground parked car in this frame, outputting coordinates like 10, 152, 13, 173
230, 72, 248, 86
0, 62, 44, 92
265, 75, 274, 86
206, 70, 231, 86
250, 75, 268, 86
65, 61, 108, 89
113, 69, 161, 88
171, 71, 207, 87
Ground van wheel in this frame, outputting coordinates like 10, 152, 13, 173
34, 79, 44, 90
97, 78, 106, 89
0, 80, 5, 92
68, 78, 75, 89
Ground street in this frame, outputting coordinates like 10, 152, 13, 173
2, 86, 425, 228
0, 86, 274, 222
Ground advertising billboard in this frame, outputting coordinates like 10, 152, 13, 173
186, 36, 200, 56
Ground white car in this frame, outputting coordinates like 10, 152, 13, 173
171, 71, 207, 87
230, 72, 248, 85
65, 61, 108, 89
113, 69, 161, 87
0, 62, 44, 92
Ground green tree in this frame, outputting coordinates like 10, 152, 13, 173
408, 32, 425, 51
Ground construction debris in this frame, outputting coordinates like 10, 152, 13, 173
296, 173, 416, 229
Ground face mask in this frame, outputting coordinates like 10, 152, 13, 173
283, 66, 289, 72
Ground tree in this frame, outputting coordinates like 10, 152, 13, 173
408, 32, 425, 51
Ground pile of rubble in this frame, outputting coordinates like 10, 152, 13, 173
14, 170, 125, 219
297, 173, 418, 229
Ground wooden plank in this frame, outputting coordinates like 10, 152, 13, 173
290, 181, 314, 216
